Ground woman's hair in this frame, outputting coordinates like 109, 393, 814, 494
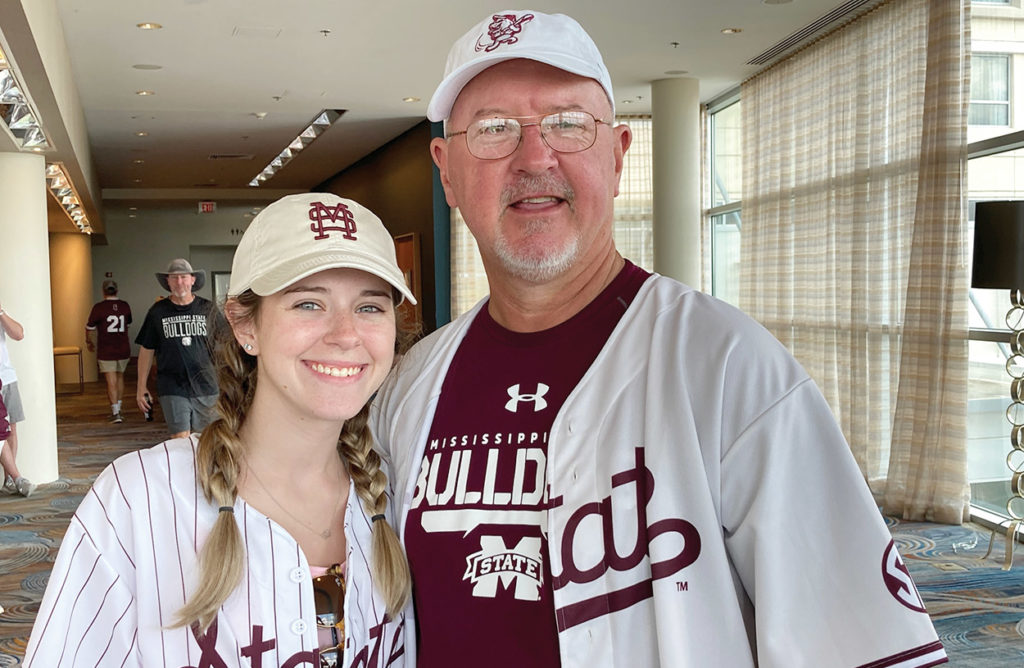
175, 288, 415, 631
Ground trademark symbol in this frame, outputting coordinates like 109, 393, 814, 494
676, 581, 688, 592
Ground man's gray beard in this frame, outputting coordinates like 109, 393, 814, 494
493, 220, 580, 282
495, 176, 578, 281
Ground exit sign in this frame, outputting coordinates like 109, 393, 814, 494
198, 201, 216, 214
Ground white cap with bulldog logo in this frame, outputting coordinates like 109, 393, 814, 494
427, 9, 615, 123
228, 193, 416, 305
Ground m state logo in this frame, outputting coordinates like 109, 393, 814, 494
475, 13, 534, 53
882, 539, 927, 612
309, 201, 358, 241
464, 535, 544, 600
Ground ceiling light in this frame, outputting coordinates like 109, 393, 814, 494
403, 97, 420, 103
721, 28, 742, 35
136, 90, 155, 96
249, 109, 343, 187
133, 159, 145, 164
135, 131, 148, 137
0, 46, 51, 152
45, 162, 91, 234
137, 22, 163, 30
133, 64, 163, 70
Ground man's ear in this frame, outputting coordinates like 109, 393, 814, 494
611, 123, 633, 198
430, 136, 459, 208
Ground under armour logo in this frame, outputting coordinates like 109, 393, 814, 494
309, 201, 358, 241
881, 540, 926, 612
505, 383, 549, 412
476, 13, 534, 53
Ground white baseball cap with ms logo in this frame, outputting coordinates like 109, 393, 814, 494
228, 193, 416, 305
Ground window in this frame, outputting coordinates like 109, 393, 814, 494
967, 5, 1024, 529
707, 97, 742, 306
970, 54, 1010, 126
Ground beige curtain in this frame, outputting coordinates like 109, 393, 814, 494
740, 0, 970, 523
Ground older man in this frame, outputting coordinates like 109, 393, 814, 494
372, 10, 946, 668
135, 259, 218, 438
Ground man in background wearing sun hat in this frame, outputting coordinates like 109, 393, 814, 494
135, 258, 219, 438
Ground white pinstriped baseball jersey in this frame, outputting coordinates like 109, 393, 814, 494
372, 274, 947, 668
24, 436, 411, 667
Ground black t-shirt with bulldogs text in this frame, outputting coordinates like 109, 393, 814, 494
135, 296, 218, 398
404, 261, 650, 667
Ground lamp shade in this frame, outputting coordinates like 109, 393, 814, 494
973, 200, 1024, 289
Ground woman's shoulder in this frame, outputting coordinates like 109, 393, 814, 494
93, 435, 198, 496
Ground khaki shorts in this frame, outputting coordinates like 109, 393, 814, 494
98, 358, 129, 373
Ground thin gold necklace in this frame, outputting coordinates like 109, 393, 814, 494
243, 456, 346, 540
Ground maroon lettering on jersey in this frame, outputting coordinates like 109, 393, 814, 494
882, 540, 927, 612
405, 261, 649, 668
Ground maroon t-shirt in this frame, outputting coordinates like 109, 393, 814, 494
405, 261, 649, 667
87, 298, 133, 360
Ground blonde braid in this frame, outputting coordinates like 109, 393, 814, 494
174, 292, 260, 631
338, 405, 412, 617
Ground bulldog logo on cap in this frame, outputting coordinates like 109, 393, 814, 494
475, 13, 534, 53
309, 201, 358, 241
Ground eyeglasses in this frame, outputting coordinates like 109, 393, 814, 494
446, 111, 610, 160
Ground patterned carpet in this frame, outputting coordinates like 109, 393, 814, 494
1, 379, 1023, 666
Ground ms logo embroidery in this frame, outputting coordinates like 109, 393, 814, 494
881, 539, 927, 612
475, 13, 534, 53
464, 536, 544, 600
309, 201, 358, 241
505, 383, 549, 413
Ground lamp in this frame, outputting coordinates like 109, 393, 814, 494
0, 45, 50, 151
45, 162, 92, 234
248, 109, 344, 187
972, 200, 1024, 568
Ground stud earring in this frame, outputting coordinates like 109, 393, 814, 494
244, 343, 253, 351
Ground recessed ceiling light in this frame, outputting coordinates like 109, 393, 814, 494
133, 64, 163, 70
133, 159, 144, 164
137, 22, 162, 30
664, 70, 689, 76
133, 178, 142, 183
136, 90, 155, 96
721, 28, 742, 35
135, 131, 148, 137
129, 206, 138, 211
621, 99, 634, 104
403, 96, 420, 103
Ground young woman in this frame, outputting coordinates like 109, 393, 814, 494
25, 194, 416, 667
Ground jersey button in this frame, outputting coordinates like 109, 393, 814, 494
290, 618, 308, 635
289, 567, 306, 583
